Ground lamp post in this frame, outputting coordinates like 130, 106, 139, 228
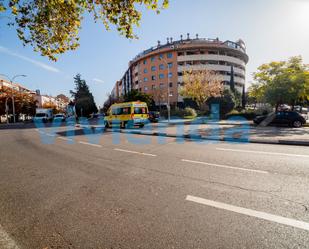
0, 74, 27, 123
158, 57, 171, 122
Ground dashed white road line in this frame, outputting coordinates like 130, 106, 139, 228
181, 159, 268, 174
0, 224, 20, 249
57, 136, 73, 142
45, 133, 55, 137
79, 141, 102, 148
186, 195, 309, 232
114, 148, 157, 157
216, 148, 309, 158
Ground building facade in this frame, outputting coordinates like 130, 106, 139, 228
113, 34, 249, 106
1, 77, 69, 112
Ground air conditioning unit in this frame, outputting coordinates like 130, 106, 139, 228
170, 45, 175, 49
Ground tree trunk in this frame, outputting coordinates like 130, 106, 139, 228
275, 103, 280, 112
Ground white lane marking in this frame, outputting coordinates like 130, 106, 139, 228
0, 224, 20, 249
79, 141, 102, 148
181, 159, 268, 174
57, 137, 73, 142
45, 133, 55, 137
216, 148, 309, 158
114, 148, 157, 157
186, 195, 309, 232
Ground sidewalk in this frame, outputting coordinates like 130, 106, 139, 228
84, 119, 309, 146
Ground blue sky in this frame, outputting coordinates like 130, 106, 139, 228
1, 0, 309, 107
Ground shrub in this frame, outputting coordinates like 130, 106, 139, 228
225, 109, 256, 120
255, 105, 273, 115
183, 107, 197, 118
160, 107, 197, 119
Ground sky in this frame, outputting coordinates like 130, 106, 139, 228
1, 0, 309, 107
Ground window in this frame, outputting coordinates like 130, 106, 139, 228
152, 85, 156, 90
144, 77, 148, 82
143, 59, 147, 65
159, 64, 164, 70
144, 86, 148, 91
208, 50, 218, 55
169, 82, 173, 88
169, 91, 173, 97
159, 74, 164, 79
151, 56, 155, 62
159, 83, 165, 89
121, 107, 130, 115
167, 53, 173, 58
112, 107, 130, 115
159, 54, 163, 59
144, 68, 148, 73
151, 75, 156, 81
168, 62, 173, 68
178, 52, 184, 56
168, 73, 173, 78
134, 107, 148, 114
186, 51, 195, 55
151, 66, 156, 71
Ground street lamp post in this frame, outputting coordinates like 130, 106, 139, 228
0, 74, 27, 123
159, 58, 171, 122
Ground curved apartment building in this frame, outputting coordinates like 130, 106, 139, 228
111, 34, 249, 106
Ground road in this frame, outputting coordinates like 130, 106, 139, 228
1, 124, 309, 248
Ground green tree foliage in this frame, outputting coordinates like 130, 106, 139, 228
70, 74, 97, 117
123, 89, 154, 108
251, 56, 309, 110
0, 0, 169, 61
241, 85, 246, 108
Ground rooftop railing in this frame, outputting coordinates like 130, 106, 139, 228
131, 38, 246, 63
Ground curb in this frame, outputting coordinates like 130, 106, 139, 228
117, 129, 309, 146
81, 125, 309, 147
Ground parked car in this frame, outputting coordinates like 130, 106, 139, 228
294, 106, 308, 121
253, 111, 306, 128
148, 111, 160, 123
54, 114, 66, 122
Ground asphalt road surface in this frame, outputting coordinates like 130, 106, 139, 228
1, 124, 309, 249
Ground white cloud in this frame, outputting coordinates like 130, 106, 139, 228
93, 78, 104, 83
0, 45, 60, 73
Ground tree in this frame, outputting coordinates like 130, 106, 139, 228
0, 85, 37, 119
70, 74, 97, 117
123, 89, 154, 108
180, 69, 223, 110
56, 94, 70, 103
242, 85, 246, 109
247, 83, 266, 107
0, 0, 169, 61
252, 56, 309, 111
42, 101, 58, 114
152, 87, 167, 111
